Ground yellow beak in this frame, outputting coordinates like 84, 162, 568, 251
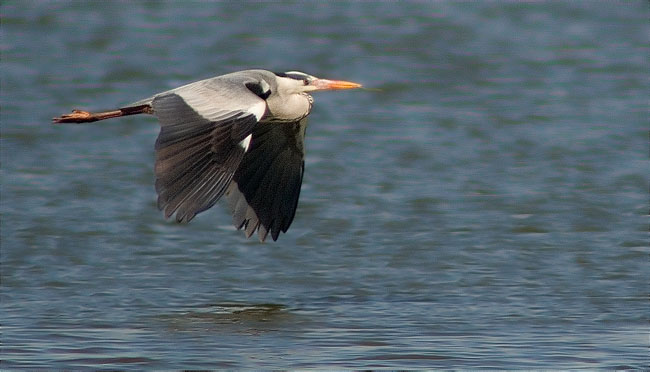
312, 78, 363, 91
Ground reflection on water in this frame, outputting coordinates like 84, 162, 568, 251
157, 303, 292, 333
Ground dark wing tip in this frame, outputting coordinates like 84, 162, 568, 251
225, 120, 306, 243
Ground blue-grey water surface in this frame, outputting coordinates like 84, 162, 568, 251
1, 1, 648, 369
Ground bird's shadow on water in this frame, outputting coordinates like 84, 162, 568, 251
152, 302, 300, 335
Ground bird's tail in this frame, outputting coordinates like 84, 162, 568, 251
52, 104, 153, 124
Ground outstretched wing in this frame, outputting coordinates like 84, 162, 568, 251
226, 118, 308, 242
151, 78, 267, 223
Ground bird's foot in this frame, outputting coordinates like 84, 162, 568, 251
52, 110, 97, 124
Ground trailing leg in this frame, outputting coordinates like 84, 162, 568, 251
52, 104, 153, 124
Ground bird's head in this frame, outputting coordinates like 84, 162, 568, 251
275, 71, 362, 94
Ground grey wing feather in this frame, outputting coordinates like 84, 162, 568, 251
226, 118, 307, 241
152, 92, 260, 223
126, 70, 272, 120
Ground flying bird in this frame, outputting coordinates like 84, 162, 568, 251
53, 69, 362, 241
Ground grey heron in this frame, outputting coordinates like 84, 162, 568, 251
53, 69, 362, 242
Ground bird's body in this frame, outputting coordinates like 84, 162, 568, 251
53, 69, 361, 241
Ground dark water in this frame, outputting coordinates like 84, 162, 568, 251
2, 1, 647, 369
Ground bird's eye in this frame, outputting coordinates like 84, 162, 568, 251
303, 79, 309, 85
